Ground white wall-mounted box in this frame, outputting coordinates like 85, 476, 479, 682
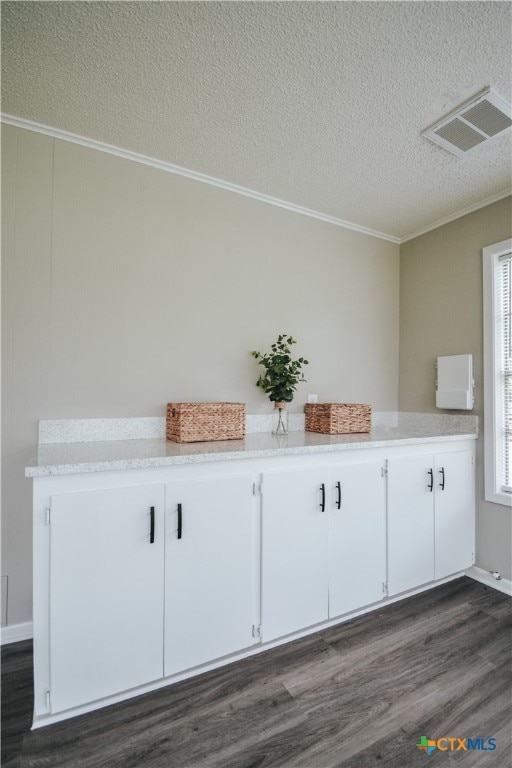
436, 354, 474, 410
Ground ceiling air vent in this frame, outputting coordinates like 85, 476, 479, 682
423, 87, 512, 157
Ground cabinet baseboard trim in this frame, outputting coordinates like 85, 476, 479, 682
466, 566, 512, 596
1, 621, 33, 645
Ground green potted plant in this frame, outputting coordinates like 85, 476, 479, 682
251, 334, 309, 435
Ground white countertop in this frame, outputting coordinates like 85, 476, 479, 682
25, 424, 477, 478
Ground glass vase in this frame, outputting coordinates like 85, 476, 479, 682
272, 402, 289, 436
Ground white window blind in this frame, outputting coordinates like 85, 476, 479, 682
483, 238, 512, 505
501, 252, 512, 492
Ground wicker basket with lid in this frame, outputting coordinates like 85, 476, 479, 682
304, 403, 371, 434
166, 402, 246, 443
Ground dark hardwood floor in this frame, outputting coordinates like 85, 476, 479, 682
2, 577, 511, 767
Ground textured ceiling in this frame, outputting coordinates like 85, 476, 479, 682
2, 1, 511, 240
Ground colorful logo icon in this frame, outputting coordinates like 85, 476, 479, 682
416, 735, 497, 754
416, 736, 437, 755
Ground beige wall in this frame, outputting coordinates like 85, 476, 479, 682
399, 196, 512, 581
1, 125, 400, 626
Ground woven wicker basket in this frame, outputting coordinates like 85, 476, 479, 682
304, 403, 372, 434
166, 402, 246, 443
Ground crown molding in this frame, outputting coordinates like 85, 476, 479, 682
400, 188, 512, 244
4, 114, 508, 246
1, 113, 400, 244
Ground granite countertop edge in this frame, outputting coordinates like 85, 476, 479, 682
26, 429, 478, 478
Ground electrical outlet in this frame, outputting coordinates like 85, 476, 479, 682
307, 394, 318, 404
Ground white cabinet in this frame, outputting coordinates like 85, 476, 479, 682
164, 474, 257, 675
261, 466, 329, 641
49, 485, 165, 712
434, 451, 474, 579
47, 475, 258, 714
31, 437, 475, 726
261, 461, 386, 641
387, 455, 435, 595
329, 462, 386, 617
387, 450, 474, 596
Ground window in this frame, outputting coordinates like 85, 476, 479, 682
483, 238, 512, 504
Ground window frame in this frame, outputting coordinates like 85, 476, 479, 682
483, 238, 512, 505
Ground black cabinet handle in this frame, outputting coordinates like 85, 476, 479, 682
439, 467, 445, 491
320, 483, 326, 512
150, 507, 155, 544
177, 503, 182, 539
427, 469, 433, 492
336, 481, 341, 510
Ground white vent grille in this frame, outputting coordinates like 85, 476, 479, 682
423, 88, 512, 157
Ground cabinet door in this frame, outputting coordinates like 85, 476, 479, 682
329, 462, 386, 617
434, 451, 474, 579
49, 485, 165, 713
261, 467, 329, 642
164, 474, 257, 676
387, 456, 435, 595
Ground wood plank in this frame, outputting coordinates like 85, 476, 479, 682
1, 639, 33, 766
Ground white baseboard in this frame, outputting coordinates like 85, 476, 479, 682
1, 621, 33, 645
466, 566, 512, 596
